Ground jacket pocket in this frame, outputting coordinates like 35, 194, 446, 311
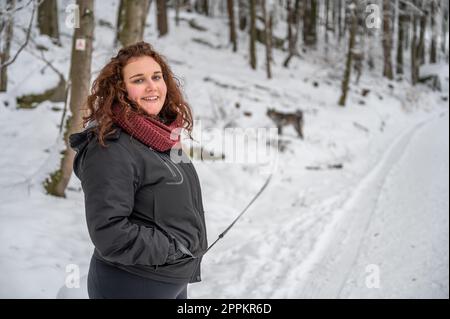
165, 236, 198, 265
175, 239, 196, 258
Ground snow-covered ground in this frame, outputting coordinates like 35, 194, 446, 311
0, 1, 448, 298
277, 111, 449, 299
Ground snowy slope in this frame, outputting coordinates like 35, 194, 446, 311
0, 1, 448, 298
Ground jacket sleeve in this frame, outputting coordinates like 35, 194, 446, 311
80, 140, 172, 266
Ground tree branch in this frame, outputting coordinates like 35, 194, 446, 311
0, 0, 39, 69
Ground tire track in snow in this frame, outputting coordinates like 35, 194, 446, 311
234, 176, 349, 298
282, 111, 442, 298
271, 112, 444, 298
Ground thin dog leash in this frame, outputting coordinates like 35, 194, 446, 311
204, 172, 273, 254
188, 172, 274, 282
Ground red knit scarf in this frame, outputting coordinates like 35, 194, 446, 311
112, 104, 182, 152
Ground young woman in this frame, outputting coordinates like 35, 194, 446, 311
69, 42, 208, 299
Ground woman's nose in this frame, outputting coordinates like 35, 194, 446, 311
145, 79, 157, 91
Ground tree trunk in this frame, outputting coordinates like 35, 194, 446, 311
343, 0, 349, 37
382, 0, 393, 80
115, 0, 125, 46
338, 0, 356, 107
141, 0, 152, 38
441, 0, 448, 59
430, 0, 437, 63
418, 2, 427, 65
331, 0, 336, 34
0, 0, 15, 92
45, 0, 94, 197
262, 0, 272, 79
367, 28, 375, 70
396, 0, 406, 75
325, 0, 329, 46
404, 10, 410, 50
117, 0, 151, 46
227, 0, 237, 52
286, 0, 293, 51
303, 0, 317, 47
283, 0, 301, 67
353, 2, 364, 84
195, 0, 208, 15
365, 0, 375, 70
157, 0, 168, 37
338, 0, 343, 41
175, 0, 180, 26
249, 0, 256, 70
411, 13, 419, 85
37, 0, 60, 44
312, 0, 317, 43
238, 0, 248, 31
218, 0, 227, 17
203, 0, 209, 16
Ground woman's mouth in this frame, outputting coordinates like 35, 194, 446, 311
142, 96, 159, 103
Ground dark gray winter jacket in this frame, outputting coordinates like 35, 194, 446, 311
69, 125, 208, 284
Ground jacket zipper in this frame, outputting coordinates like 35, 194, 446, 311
185, 163, 207, 251
154, 149, 206, 254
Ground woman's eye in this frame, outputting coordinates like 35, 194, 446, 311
133, 79, 144, 84
153, 76, 161, 81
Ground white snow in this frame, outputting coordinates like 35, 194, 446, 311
0, 1, 448, 299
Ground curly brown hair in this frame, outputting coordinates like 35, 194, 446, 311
83, 41, 193, 147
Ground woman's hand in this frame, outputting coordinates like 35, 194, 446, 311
166, 238, 196, 263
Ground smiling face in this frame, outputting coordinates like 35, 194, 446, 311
122, 56, 167, 117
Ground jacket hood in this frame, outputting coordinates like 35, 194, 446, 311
69, 121, 121, 179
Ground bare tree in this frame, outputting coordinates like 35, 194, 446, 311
238, 0, 248, 31
441, 0, 449, 61
227, 0, 237, 52
157, 0, 168, 37
303, 0, 317, 47
261, 0, 272, 79
337, 0, 343, 41
283, 0, 302, 67
175, 0, 181, 26
338, 0, 357, 106
430, 0, 437, 63
331, 0, 337, 34
45, 0, 94, 197
418, 3, 427, 65
115, 0, 125, 46
382, 0, 393, 80
195, 0, 209, 15
325, 0, 330, 47
365, 0, 376, 70
411, 6, 420, 84
396, 0, 407, 75
141, 0, 151, 35
352, 2, 364, 84
249, 0, 257, 70
0, 0, 15, 92
37, 0, 60, 44
1, 0, 37, 93
116, 0, 151, 47
286, 0, 294, 51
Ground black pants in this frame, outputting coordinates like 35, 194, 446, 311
87, 255, 188, 299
